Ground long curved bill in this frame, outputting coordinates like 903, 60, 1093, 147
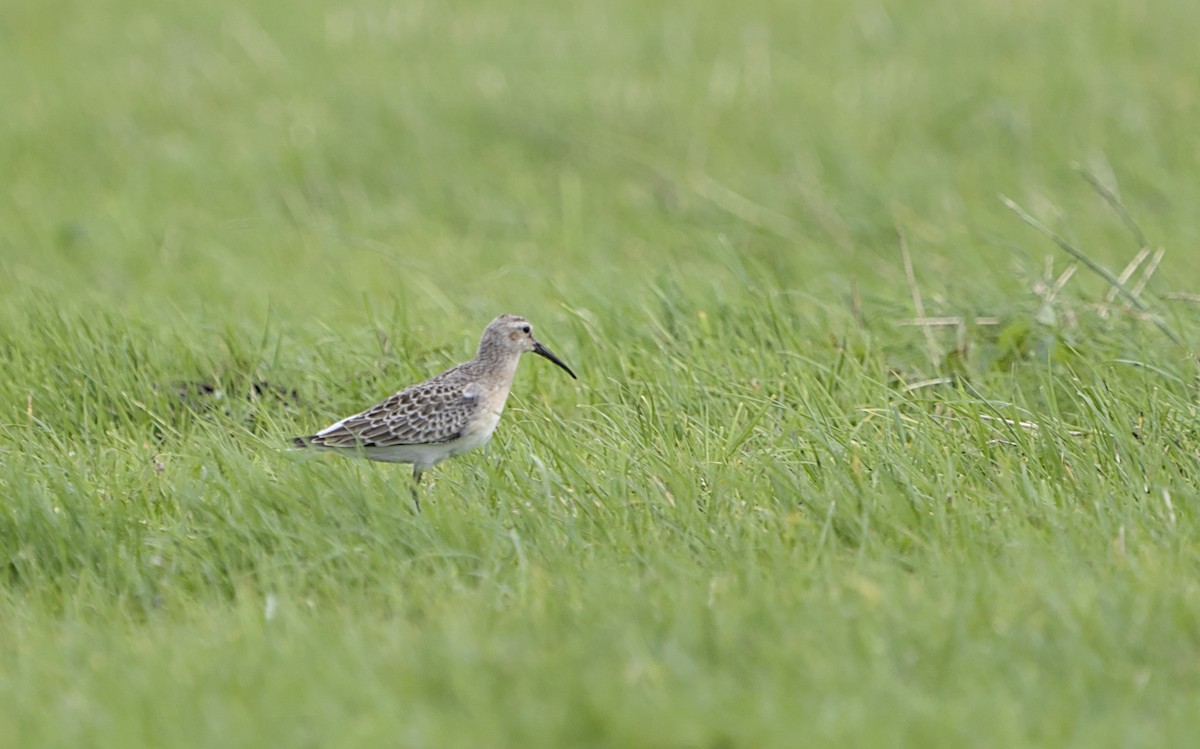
533, 341, 577, 379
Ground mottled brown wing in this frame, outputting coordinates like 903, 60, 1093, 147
312, 379, 480, 448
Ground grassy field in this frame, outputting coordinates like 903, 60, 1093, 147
3, 0, 1200, 746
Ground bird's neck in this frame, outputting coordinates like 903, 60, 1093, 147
474, 344, 522, 379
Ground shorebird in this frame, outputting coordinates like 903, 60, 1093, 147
293, 314, 576, 509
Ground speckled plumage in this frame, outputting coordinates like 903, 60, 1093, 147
307, 375, 485, 450
293, 314, 576, 507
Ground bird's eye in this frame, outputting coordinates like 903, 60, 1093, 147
521, 325, 530, 334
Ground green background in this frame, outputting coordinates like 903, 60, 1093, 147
3, 0, 1199, 746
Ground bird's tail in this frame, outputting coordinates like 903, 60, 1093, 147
292, 435, 316, 448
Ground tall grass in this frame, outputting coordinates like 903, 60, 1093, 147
3, 0, 1200, 746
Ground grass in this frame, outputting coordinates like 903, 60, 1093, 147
3, 0, 1200, 746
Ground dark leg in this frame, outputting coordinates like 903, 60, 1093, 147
410, 466, 423, 513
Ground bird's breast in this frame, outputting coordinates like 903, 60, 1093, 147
451, 383, 512, 455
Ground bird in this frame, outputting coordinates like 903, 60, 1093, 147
292, 314, 576, 510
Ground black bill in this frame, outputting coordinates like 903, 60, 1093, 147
533, 341, 577, 379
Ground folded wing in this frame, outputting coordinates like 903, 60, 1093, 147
311, 379, 480, 448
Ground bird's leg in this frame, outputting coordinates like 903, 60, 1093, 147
410, 466, 423, 513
